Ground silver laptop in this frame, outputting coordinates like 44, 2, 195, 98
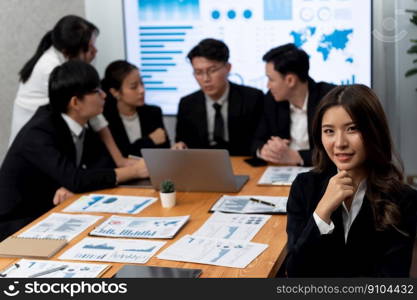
142, 149, 249, 192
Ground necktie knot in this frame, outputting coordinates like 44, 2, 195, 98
213, 103, 222, 112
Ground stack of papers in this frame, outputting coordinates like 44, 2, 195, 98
211, 195, 287, 214
18, 213, 102, 241
157, 235, 268, 268
193, 212, 270, 242
59, 237, 165, 264
257, 166, 312, 185
157, 212, 270, 268
90, 215, 190, 239
63, 194, 157, 214
0, 259, 109, 278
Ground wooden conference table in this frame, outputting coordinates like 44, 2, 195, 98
0, 157, 290, 278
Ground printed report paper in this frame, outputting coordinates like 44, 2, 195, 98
211, 195, 288, 214
90, 215, 190, 239
193, 212, 270, 241
63, 194, 157, 214
18, 213, 102, 241
59, 237, 165, 264
257, 166, 312, 185
0, 259, 109, 278
157, 234, 268, 268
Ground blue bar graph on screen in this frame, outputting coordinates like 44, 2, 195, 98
137, 1, 199, 97
340, 75, 356, 85
264, 0, 292, 20
139, 0, 200, 21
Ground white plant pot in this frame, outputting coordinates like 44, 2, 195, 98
159, 191, 176, 208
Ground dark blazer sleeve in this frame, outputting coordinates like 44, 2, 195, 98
286, 173, 340, 277
175, 96, 188, 144
298, 150, 313, 166
20, 125, 116, 193
175, 94, 208, 148
251, 92, 275, 154
134, 105, 170, 153
228, 84, 264, 156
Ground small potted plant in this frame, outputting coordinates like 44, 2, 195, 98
159, 180, 176, 208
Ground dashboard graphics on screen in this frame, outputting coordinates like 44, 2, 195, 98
123, 0, 372, 115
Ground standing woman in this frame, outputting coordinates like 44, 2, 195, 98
286, 84, 417, 277
10, 15, 128, 166
101, 60, 170, 157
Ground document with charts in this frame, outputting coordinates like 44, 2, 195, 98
59, 237, 165, 264
210, 195, 288, 214
0, 259, 109, 278
157, 234, 268, 268
193, 212, 270, 242
90, 215, 190, 239
63, 194, 157, 214
257, 166, 312, 185
18, 213, 102, 241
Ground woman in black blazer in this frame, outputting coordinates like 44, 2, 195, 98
286, 84, 417, 277
101, 60, 170, 157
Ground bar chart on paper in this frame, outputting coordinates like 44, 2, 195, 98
59, 237, 166, 264
90, 215, 190, 239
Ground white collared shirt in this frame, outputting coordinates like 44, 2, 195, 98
289, 92, 309, 151
120, 112, 142, 143
61, 113, 87, 144
313, 179, 367, 243
205, 84, 230, 145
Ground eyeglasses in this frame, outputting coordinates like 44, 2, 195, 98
193, 64, 225, 78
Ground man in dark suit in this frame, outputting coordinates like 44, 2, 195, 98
173, 38, 264, 156
252, 44, 335, 166
0, 61, 148, 241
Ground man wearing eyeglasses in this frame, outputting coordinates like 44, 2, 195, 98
172, 38, 264, 156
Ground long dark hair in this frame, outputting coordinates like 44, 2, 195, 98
19, 15, 99, 83
312, 84, 404, 232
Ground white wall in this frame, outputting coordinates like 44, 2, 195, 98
85, 0, 125, 77
0, 0, 85, 162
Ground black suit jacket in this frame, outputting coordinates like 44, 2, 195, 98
252, 78, 335, 165
103, 100, 170, 157
286, 169, 417, 277
175, 82, 264, 156
0, 105, 117, 240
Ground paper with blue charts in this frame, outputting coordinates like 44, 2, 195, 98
0, 259, 109, 278
63, 194, 157, 214
18, 213, 102, 241
211, 195, 288, 214
90, 215, 190, 239
59, 237, 165, 264
257, 166, 312, 185
157, 234, 268, 268
192, 212, 270, 242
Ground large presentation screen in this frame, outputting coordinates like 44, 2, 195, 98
123, 0, 372, 115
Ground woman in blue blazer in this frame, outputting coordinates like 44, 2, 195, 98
102, 60, 170, 157
286, 84, 417, 277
